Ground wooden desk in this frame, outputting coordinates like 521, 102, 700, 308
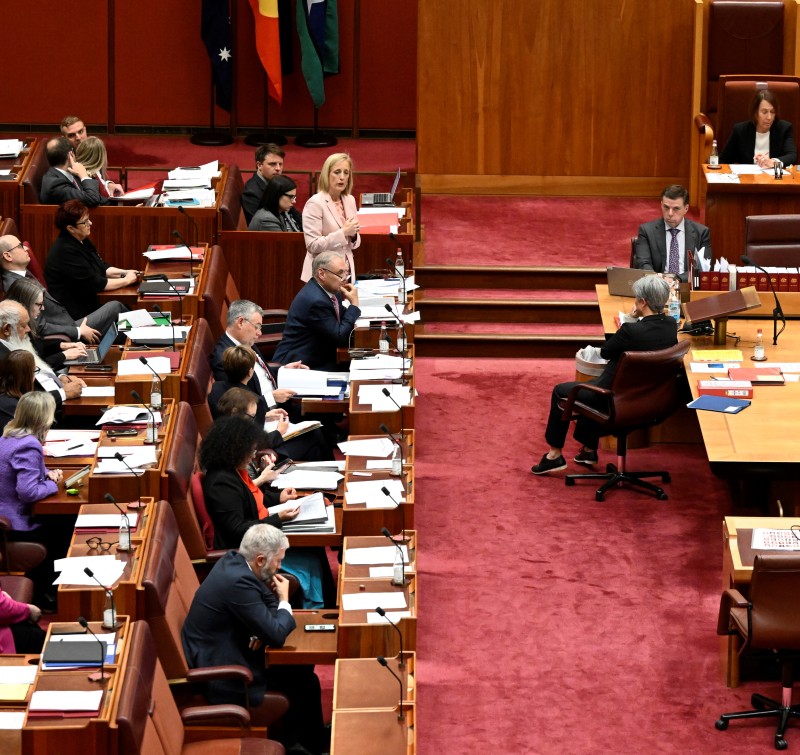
339, 533, 418, 582
703, 164, 800, 262
0, 139, 37, 224
331, 705, 416, 755
348, 379, 415, 436
267, 610, 339, 666
345, 431, 416, 470
342, 468, 415, 537
21, 618, 131, 755
337, 577, 417, 659
333, 653, 416, 710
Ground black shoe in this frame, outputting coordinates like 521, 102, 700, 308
531, 454, 567, 475
574, 448, 598, 466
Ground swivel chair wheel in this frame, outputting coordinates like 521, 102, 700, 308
776, 736, 788, 751
715, 718, 728, 731
565, 478, 575, 486
656, 491, 668, 501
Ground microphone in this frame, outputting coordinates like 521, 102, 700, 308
375, 609, 405, 670
172, 226, 197, 279
77, 616, 111, 682
83, 567, 119, 631
110, 448, 144, 509
131, 389, 157, 444
381, 387, 407, 437
102, 492, 133, 547
379, 419, 404, 453
381, 484, 406, 543
138, 356, 164, 409
740, 256, 786, 345
381, 526, 406, 586
377, 655, 405, 719
152, 303, 176, 353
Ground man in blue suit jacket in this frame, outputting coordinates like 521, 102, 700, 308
273, 250, 361, 371
182, 524, 327, 754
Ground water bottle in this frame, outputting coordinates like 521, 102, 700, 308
394, 248, 405, 278
753, 329, 765, 361
379, 321, 390, 352
391, 443, 402, 476
668, 290, 681, 324
118, 515, 131, 552
150, 374, 162, 410
396, 323, 406, 353
709, 139, 719, 168
392, 547, 404, 586
103, 590, 117, 630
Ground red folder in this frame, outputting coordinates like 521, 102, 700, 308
727, 367, 785, 385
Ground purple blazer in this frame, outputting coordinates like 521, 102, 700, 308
0, 435, 57, 531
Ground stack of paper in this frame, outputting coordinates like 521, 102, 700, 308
143, 246, 204, 262
345, 478, 405, 508
358, 383, 412, 410
271, 469, 343, 491
29, 690, 103, 712
53, 554, 126, 586
96, 407, 162, 426
341, 591, 407, 612
338, 437, 395, 457
345, 545, 410, 565
0, 139, 23, 158
277, 368, 347, 396
94, 445, 157, 473
117, 356, 172, 376
124, 325, 190, 344
272, 493, 336, 533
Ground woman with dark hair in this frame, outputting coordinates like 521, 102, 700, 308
720, 89, 797, 168
43, 200, 138, 320
5, 277, 88, 370
248, 175, 303, 232
0, 350, 35, 432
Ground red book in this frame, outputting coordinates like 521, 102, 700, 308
696, 380, 754, 399
700, 272, 713, 291
727, 367, 785, 385
719, 271, 730, 291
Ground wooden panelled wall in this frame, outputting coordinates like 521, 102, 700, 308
417, 0, 696, 196
1, 0, 416, 133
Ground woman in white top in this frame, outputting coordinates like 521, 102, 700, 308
300, 153, 361, 282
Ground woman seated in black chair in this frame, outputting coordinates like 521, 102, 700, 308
0, 350, 35, 433
720, 89, 797, 169
199, 415, 334, 608
247, 175, 303, 232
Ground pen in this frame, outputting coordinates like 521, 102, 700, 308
67, 444, 83, 450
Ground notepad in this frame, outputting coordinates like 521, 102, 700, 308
687, 395, 750, 414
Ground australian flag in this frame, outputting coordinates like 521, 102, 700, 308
201, 0, 233, 112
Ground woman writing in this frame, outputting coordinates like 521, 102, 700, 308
248, 175, 303, 232
301, 153, 361, 282
720, 89, 797, 168
44, 200, 138, 321
0, 392, 74, 607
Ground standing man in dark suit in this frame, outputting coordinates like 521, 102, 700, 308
633, 185, 711, 283
182, 524, 327, 754
242, 143, 285, 225
273, 251, 361, 372
39, 137, 106, 206
531, 275, 678, 475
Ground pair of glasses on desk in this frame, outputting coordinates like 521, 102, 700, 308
85, 537, 119, 552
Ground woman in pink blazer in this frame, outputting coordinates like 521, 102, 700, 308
301, 153, 361, 282
0, 590, 41, 653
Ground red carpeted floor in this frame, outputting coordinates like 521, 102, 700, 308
413, 356, 777, 754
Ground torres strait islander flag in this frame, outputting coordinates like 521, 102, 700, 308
248, 0, 283, 104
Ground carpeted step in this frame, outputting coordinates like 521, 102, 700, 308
414, 330, 602, 358
418, 288, 600, 301
414, 265, 606, 291
416, 296, 601, 324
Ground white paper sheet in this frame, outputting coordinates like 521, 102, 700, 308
0, 711, 25, 729
29, 690, 103, 712
341, 591, 407, 612
117, 356, 172, 376
345, 479, 405, 505
79, 386, 116, 397
118, 309, 156, 327
0, 666, 36, 684
337, 437, 395, 457
271, 470, 343, 490
366, 610, 412, 624
345, 546, 409, 565
73, 514, 139, 529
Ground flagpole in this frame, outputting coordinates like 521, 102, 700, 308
191, 75, 234, 146
244, 70, 287, 147
295, 106, 337, 148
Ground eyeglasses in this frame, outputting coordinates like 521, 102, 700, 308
76, 218, 92, 226
283, 193, 297, 202
85, 537, 118, 552
243, 318, 263, 331
322, 268, 350, 281
6, 242, 25, 253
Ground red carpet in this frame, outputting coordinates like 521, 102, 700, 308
414, 356, 776, 753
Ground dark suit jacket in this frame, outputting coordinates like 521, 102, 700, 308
39, 167, 106, 206
44, 233, 111, 320
633, 218, 712, 282
720, 119, 797, 166
273, 279, 361, 371
2, 269, 80, 339
202, 467, 281, 550
0, 394, 18, 433
181, 550, 296, 706
241, 173, 267, 225
595, 313, 678, 388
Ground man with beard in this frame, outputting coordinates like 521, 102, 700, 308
0, 301, 82, 410
181, 524, 327, 755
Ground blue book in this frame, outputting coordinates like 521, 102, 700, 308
687, 395, 750, 414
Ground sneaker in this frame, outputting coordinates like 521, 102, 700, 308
574, 448, 598, 466
531, 454, 567, 475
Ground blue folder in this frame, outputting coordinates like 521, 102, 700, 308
687, 395, 750, 414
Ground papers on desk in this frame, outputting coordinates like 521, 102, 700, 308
345, 545, 409, 565
277, 367, 347, 396
117, 356, 172, 376
162, 188, 216, 207
357, 296, 396, 310
706, 172, 740, 184
271, 469, 343, 490
751, 528, 800, 550
29, 690, 103, 713
689, 362, 739, 373
79, 386, 116, 398
341, 591, 407, 612
351, 354, 408, 370
115, 183, 156, 201
349, 368, 403, 382
729, 163, 763, 175
43, 438, 97, 457
358, 383, 412, 411
119, 309, 156, 327
94, 447, 157, 474
96, 406, 162, 426
268, 491, 328, 524
168, 160, 219, 179
125, 325, 190, 344
163, 177, 212, 190
53, 555, 126, 586
338, 437, 395, 457
692, 349, 743, 362
367, 610, 412, 624
0, 139, 24, 158
265, 419, 322, 441
345, 478, 405, 507
47, 429, 101, 442
365, 460, 393, 470
0, 666, 36, 685
0, 712, 25, 730
74, 510, 139, 528
143, 246, 204, 262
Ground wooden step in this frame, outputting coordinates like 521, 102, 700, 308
414, 332, 603, 358
416, 296, 601, 324
414, 265, 606, 291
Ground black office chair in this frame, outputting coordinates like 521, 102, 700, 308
560, 341, 691, 501
715, 553, 800, 750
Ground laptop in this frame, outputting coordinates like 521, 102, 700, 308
63, 324, 117, 365
606, 267, 658, 297
361, 168, 401, 207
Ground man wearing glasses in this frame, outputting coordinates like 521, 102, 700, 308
273, 251, 361, 372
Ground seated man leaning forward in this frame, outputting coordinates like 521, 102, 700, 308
273, 250, 361, 372
531, 275, 677, 475
633, 184, 711, 283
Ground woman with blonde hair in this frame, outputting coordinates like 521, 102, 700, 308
0, 392, 73, 608
301, 152, 361, 282
74, 136, 122, 197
